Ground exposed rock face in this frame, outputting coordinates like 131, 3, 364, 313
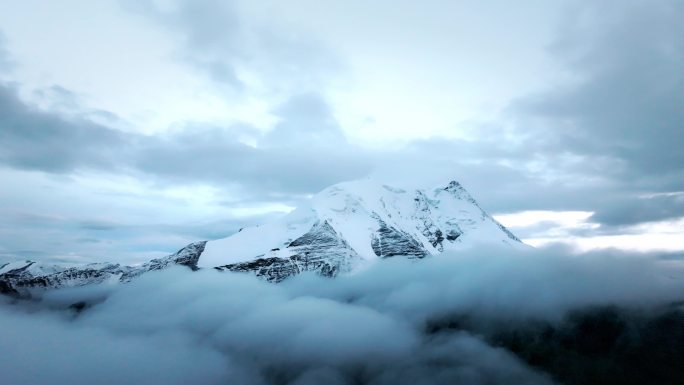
371, 218, 428, 259
0, 262, 125, 297
121, 241, 207, 280
495, 221, 522, 243
413, 190, 446, 252
0, 179, 523, 296
216, 221, 359, 282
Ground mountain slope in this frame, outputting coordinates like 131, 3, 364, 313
0, 242, 207, 298
0, 179, 522, 296
199, 179, 522, 280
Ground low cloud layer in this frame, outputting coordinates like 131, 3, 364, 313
2, 245, 684, 384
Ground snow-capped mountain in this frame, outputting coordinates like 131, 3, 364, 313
0, 179, 522, 297
0, 242, 207, 298
204, 179, 522, 281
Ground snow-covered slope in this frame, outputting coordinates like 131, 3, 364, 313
200, 179, 522, 281
0, 179, 522, 296
0, 242, 207, 298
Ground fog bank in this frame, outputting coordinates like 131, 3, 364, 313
2, 245, 684, 385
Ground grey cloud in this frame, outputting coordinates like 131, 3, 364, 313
134, 130, 367, 197
0, 31, 11, 71
32, 86, 82, 111
359, 0, 684, 231
415, 0, 684, 227
588, 192, 684, 227
0, 83, 370, 198
514, 1, 684, 178
262, 93, 347, 147
136, 0, 244, 88
29, 86, 122, 126
655, 252, 684, 261
0, 85, 129, 173
0, 304, 238, 385
74, 237, 102, 244
0, 85, 371, 262
159, 215, 280, 240
0, 203, 284, 265
121, 0, 340, 93
133, 93, 370, 196
3, 0, 684, 258
373, 138, 618, 215
497, 220, 573, 240
78, 220, 119, 231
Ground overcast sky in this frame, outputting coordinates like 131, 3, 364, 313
0, 0, 683, 263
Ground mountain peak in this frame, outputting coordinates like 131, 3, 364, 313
199, 178, 523, 278
1, 178, 523, 296
441, 179, 477, 201
444, 180, 466, 191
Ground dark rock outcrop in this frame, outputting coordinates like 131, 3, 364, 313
218, 221, 359, 282
371, 218, 428, 259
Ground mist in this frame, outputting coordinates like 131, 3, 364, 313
2, 245, 684, 385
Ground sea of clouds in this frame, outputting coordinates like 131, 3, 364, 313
1, 245, 684, 385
